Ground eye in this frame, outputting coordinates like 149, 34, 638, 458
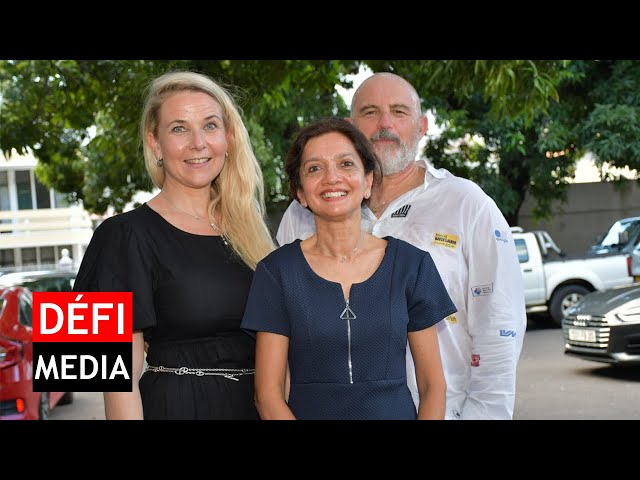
172, 125, 186, 133
204, 122, 217, 131
307, 165, 321, 173
393, 109, 408, 116
341, 160, 355, 168
363, 110, 376, 117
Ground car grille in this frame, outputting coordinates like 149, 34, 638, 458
563, 315, 609, 349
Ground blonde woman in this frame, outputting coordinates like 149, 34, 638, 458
74, 71, 275, 419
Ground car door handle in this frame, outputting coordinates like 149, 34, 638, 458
523, 268, 533, 272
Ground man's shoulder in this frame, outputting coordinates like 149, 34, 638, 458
388, 236, 431, 262
428, 166, 494, 204
281, 200, 311, 218
276, 201, 316, 245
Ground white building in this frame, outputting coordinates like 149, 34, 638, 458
0, 151, 94, 272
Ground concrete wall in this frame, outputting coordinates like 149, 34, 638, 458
519, 180, 640, 255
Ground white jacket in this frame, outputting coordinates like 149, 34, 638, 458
277, 161, 526, 419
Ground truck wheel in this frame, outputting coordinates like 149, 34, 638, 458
549, 285, 590, 327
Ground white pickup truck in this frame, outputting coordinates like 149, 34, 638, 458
513, 228, 634, 326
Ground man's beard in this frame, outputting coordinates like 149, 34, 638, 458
370, 129, 421, 176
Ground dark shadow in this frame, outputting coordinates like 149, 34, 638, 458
526, 312, 556, 331
575, 364, 640, 381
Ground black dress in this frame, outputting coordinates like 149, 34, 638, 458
74, 203, 259, 420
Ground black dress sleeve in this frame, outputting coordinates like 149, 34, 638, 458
407, 252, 458, 332
73, 215, 157, 332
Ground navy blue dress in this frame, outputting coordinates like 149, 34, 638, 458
241, 236, 457, 420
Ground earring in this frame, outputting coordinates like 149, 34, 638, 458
156, 158, 164, 167
225, 151, 229, 160
364, 191, 371, 199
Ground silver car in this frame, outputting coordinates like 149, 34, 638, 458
563, 284, 640, 365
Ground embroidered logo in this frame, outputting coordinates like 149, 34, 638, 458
391, 205, 411, 218
471, 283, 494, 297
500, 329, 517, 337
471, 354, 481, 367
446, 314, 457, 324
495, 229, 509, 243
433, 232, 459, 249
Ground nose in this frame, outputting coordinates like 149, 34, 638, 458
322, 163, 341, 184
190, 130, 206, 150
378, 111, 393, 129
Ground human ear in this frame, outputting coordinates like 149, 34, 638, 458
297, 189, 308, 208
146, 131, 160, 158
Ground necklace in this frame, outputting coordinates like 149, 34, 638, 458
164, 195, 229, 245
209, 220, 229, 246
338, 246, 359, 263
319, 233, 363, 263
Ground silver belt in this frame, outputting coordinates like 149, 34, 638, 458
145, 364, 255, 382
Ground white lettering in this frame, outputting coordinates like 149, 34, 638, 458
118, 302, 124, 334
40, 303, 64, 335
61, 354, 77, 379
92, 303, 112, 336
110, 355, 130, 379
68, 301, 88, 334
34, 356, 59, 379
79, 355, 98, 379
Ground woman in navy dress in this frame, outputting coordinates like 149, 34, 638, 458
241, 117, 456, 419
74, 71, 275, 419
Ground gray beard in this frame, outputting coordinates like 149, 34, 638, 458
375, 139, 420, 176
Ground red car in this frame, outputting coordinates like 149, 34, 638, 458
0, 286, 73, 420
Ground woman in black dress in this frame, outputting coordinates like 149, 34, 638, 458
74, 71, 276, 419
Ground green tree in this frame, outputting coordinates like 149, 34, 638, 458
0, 60, 356, 213
371, 60, 640, 225
7, 59, 629, 221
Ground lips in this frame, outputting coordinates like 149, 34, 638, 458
184, 158, 211, 164
321, 191, 347, 198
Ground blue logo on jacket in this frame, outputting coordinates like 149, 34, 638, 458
500, 329, 516, 337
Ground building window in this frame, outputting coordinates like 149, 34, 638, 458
35, 177, 51, 209
15, 170, 33, 210
0, 171, 9, 210
40, 246, 55, 265
0, 249, 15, 268
21, 247, 37, 266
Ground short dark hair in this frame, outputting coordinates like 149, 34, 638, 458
284, 116, 382, 202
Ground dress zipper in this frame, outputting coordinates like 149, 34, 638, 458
340, 297, 357, 384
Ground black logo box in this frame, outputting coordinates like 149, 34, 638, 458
33, 342, 132, 392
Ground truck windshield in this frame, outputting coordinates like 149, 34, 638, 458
596, 219, 640, 249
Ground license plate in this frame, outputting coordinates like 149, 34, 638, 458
568, 328, 596, 342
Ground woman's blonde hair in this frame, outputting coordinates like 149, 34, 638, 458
140, 70, 275, 270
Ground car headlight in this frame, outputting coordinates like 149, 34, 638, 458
615, 305, 640, 323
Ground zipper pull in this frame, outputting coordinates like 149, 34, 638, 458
340, 297, 356, 320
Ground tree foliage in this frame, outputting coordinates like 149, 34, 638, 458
370, 60, 640, 225
3, 60, 639, 224
0, 60, 355, 213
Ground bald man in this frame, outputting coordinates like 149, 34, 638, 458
277, 73, 526, 420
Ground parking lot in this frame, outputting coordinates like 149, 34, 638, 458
47, 316, 640, 420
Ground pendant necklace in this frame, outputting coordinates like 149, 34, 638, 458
164, 195, 229, 245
